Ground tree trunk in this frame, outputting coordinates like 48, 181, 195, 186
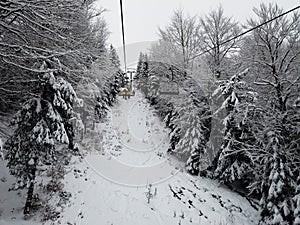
66, 122, 74, 150
23, 167, 36, 216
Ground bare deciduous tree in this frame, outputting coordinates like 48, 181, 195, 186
149, 40, 183, 67
158, 8, 201, 69
199, 6, 240, 78
0, 0, 110, 114
243, 3, 300, 111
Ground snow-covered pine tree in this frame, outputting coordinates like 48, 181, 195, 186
259, 130, 295, 225
291, 103, 300, 225
138, 54, 150, 96
148, 75, 160, 98
294, 175, 300, 224
95, 70, 122, 120
185, 107, 210, 175
255, 104, 300, 224
181, 80, 211, 175
95, 83, 112, 120
94, 96, 109, 120
110, 70, 122, 100
142, 54, 149, 76
5, 60, 82, 215
109, 44, 121, 69
102, 77, 116, 107
162, 77, 211, 175
214, 69, 255, 185
162, 102, 176, 127
171, 93, 209, 174
149, 95, 176, 138
135, 52, 144, 80
167, 108, 181, 153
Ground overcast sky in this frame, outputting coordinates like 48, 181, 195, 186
95, 0, 299, 48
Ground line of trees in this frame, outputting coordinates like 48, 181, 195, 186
0, 0, 122, 219
148, 3, 300, 224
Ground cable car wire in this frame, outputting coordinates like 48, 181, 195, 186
119, 0, 127, 72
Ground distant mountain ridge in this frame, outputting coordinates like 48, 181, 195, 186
116, 41, 154, 70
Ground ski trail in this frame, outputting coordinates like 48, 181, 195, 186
56, 90, 259, 225
85, 90, 181, 186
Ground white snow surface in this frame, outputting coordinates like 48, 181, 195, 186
0, 91, 259, 225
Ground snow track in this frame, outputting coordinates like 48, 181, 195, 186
57, 91, 258, 225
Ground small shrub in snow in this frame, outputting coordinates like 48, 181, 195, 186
42, 205, 60, 222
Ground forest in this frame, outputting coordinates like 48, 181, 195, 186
136, 3, 300, 224
0, 0, 123, 220
0, 1, 299, 224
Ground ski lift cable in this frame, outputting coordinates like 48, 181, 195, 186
192, 4, 300, 60
119, 0, 127, 72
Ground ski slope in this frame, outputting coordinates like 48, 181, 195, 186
0, 91, 259, 225
59, 91, 259, 225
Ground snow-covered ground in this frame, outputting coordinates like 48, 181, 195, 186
0, 91, 259, 225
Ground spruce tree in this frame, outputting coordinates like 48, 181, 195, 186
214, 70, 255, 185
5, 60, 82, 215
109, 44, 121, 69
182, 82, 209, 173
148, 75, 160, 98
136, 52, 144, 79
185, 109, 210, 175
259, 131, 294, 225
171, 94, 209, 172
167, 112, 181, 153
294, 175, 300, 224
139, 54, 150, 97
95, 71, 122, 120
